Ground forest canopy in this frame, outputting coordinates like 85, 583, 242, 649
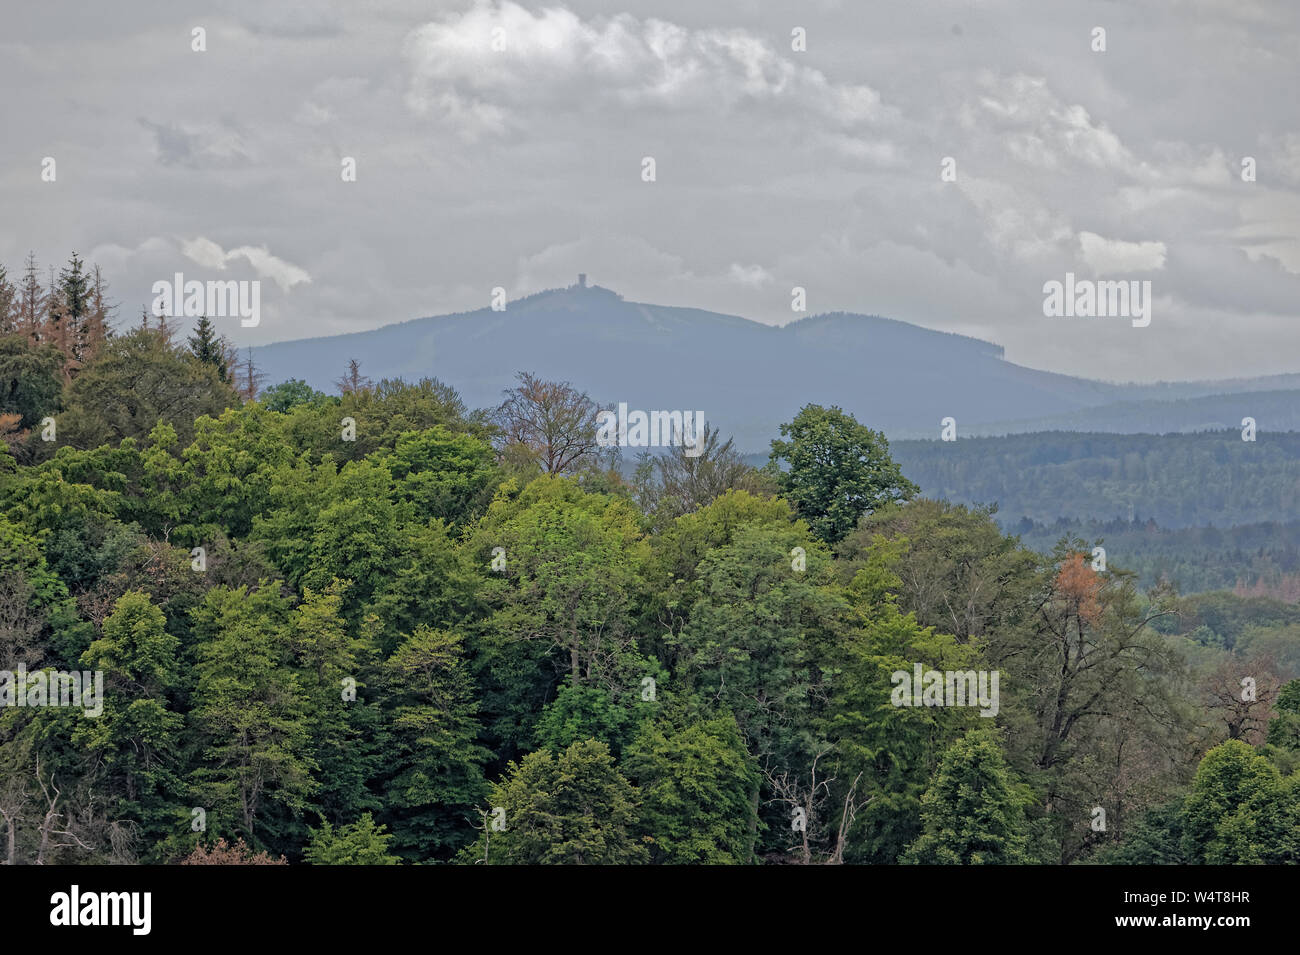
1, 255, 1297, 865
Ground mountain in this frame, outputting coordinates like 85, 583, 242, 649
254, 280, 1300, 450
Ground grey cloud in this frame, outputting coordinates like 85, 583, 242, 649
1, 0, 1296, 384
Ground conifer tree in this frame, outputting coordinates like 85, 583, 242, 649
80, 265, 111, 364
235, 346, 265, 401
336, 358, 372, 396
58, 253, 90, 330
18, 253, 43, 343
304, 813, 401, 865
0, 265, 17, 334
187, 317, 231, 383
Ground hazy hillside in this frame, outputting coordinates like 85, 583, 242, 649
1012, 517, 1300, 597
965, 389, 1300, 437
744, 428, 1300, 596
256, 281, 1300, 450
889, 430, 1300, 529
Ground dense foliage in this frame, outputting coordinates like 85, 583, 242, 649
0, 270, 1297, 865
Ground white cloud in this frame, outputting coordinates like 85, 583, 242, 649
403, 1, 892, 138
179, 236, 230, 270
1079, 232, 1168, 274
181, 237, 312, 290
727, 263, 772, 287
7, 0, 1300, 381
968, 73, 1134, 173
957, 175, 1074, 263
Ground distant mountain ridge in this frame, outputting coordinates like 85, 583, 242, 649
255, 280, 1300, 450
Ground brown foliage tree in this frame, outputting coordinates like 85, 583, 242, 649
493, 371, 601, 475
180, 838, 287, 865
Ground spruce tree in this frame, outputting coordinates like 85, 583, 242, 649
58, 253, 90, 327
18, 253, 43, 342
187, 316, 230, 383
80, 265, 111, 364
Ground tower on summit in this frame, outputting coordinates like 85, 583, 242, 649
578, 273, 587, 288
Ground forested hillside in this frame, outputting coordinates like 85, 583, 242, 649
2, 257, 1298, 865
891, 431, 1300, 529
1012, 519, 1300, 598
748, 430, 1300, 598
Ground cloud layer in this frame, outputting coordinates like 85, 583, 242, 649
2, 0, 1297, 383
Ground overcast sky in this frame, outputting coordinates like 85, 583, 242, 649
3, 0, 1298, 382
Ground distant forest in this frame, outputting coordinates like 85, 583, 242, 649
1013, 518, 1300, 599
880, 431, 1300, 598
891, 430, 1300, 529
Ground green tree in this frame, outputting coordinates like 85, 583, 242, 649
821, 562, 986, 864
186, 317, 231, 383
767, 404, 917, 545
0, 334, 63, 432
1182, 740, 1298, 864
469, 476, 650, 753
178, 404, 297, 541
289, 584, 381, 828
76, 591, 184, 857
61, 326, 238, 448
187, 585, 317, 847
642, 489, 798, 650
83, 589, 179, 697
901, 729, 1030, 864
280, 377, 488, 464
380, 426, 497, 528
254, 457, 477, 651
260, 378, 327, 413
0, 264, 16, 334
379, 626, 489, 861
304, 813, 401, 865
674, 522, 842, 772
58, 253, 91, 327
1266, 679, 1300, 752
837, 498, 1041, 647
49, 252, 92, 371
534, 683, 647, 758
623, 709, 760, 864
1088, 799, 1188, 865
0, 513, 85, 669
472, 738, 647, 865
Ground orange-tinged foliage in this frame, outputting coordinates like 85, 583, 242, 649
1056, 553, 1103, 626
180, 838, 287, 865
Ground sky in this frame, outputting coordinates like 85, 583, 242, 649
2, 0, 1298, 383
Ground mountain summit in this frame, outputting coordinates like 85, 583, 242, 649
254, 281, 1300, 448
